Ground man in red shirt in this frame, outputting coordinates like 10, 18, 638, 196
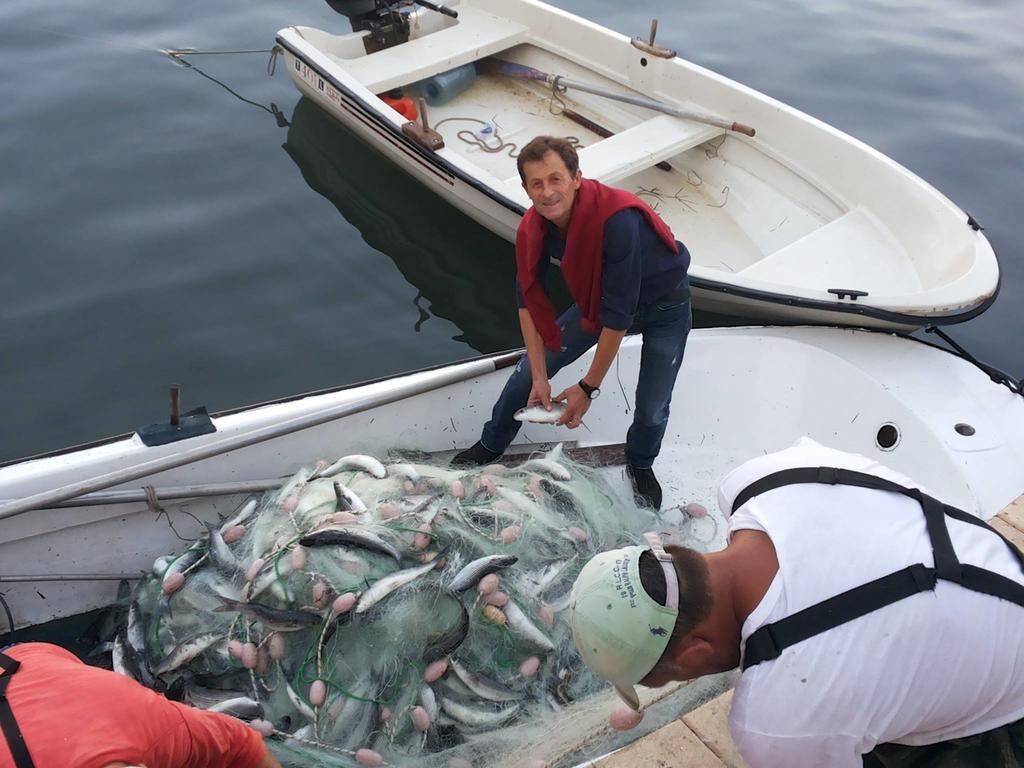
0, 643, 280, 768
453, 136, 692, 510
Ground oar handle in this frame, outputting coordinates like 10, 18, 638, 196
730, 122, 756, 137
412, 0, 458, 18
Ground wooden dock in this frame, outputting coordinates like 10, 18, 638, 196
597, 493, 1024, 768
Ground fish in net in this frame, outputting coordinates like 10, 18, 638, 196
116, 446, 731, 767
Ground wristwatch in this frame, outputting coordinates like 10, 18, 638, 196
578, 379, 601, 400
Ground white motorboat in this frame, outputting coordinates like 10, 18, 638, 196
1, 326, 1021, 630
275, 0, 999, 330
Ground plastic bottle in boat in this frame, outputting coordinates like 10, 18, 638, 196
420, 63, 477, 106
474, 122, 501, 149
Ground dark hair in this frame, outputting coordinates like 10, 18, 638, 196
516, 136, 580, 183
639, 545, 712, 648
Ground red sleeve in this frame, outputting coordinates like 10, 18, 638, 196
156, 702, 268, 768
0, 643, 267, 768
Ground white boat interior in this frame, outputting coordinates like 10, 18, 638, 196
277, 0, 998, 326
1, 327, 1021, 630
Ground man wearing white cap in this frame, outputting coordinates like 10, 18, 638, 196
567, 439, 1024, 767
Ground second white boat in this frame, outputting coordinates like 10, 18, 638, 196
275, 0, 999, 330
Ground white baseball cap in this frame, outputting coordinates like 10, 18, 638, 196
568, 532, 679, 710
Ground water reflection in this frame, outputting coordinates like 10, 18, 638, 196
282, 96, 523, 352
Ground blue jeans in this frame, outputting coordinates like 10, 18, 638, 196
480, 296, 692, 468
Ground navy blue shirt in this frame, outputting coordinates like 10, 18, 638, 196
515, 208, 690, 330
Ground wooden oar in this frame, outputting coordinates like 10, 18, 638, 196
478, 59, 756, 137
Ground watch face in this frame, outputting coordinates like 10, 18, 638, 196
589, 388, 600, 400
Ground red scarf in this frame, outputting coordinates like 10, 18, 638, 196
516, 179, 678, 352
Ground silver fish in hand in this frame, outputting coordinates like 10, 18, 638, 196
513, 402, 568, 424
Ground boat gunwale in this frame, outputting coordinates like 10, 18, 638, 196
0, 349, 523, 471
2, 325, 1015, 473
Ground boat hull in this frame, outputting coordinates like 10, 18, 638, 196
274, 0, 1000, 330
1, 327, 1021, 628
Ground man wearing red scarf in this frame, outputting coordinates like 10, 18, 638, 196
453, 137, 692, 509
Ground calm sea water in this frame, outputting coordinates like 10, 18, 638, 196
1, 0, 1021, 463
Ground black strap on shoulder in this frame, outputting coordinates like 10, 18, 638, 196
734, 466, 1024, 672
0, 652, 35, 768
743, 564, 936, 670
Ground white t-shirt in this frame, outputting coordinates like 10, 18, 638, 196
719, 438, 1024, 768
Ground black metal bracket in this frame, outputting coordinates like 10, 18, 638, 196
827, 288, 869, 301
136, 386, 217, 446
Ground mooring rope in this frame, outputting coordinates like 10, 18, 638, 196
162, 48, 277, 57
161, 46, 283, 76
925, 326, 1023, 397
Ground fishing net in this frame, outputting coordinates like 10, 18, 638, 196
122, 446, 731, 767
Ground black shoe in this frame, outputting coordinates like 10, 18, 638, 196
451, 441, 502, 468
627, 465, 663, 510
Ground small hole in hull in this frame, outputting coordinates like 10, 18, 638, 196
640, 57, 648, 67
954, 423, 976, 436
876, 423, 900, 451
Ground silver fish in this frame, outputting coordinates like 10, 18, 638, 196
111, 635, 134, 679
219, 498, 258, 534
288, 724, 315, 742
285, 677, 316, 722
355, 559, 441, 614
339, 696, 378, 750
518, 458, 571, 481
299, 526, 400, 561
388, 463, 421, 484
503, 601, 555, 652
513, 402, 568, 424
246, 562, 292, 604
205, 522, 243, 574
438, 673, 475, 699
448, 658, 524, 702
332, 481, 367, 513
275, 467, 311, 504
398, 494, 441, 517
418, 684, 439, 722
153, 631, 223, 676
87, 641, 114, 658
547, 588, 574, 613
126, 602, 156, 687
161, 542, 207, 585
185, 684, 249, 709
208, 697, 264, 720
316, 454, 387, 480
213, 595, 321, 631
322, 675, 379, 746
151, 555, 174, 577
518, 558, 576, 598
126, 602, 146, 656
423, 604, 469, 664
494, 486, 564, 529
438, 696, 520, 728
159, 543, 208, 617
447, 554, 518, 593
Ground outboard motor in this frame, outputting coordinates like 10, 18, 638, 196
324, 0, 412, 52
324, 0, 457, 53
